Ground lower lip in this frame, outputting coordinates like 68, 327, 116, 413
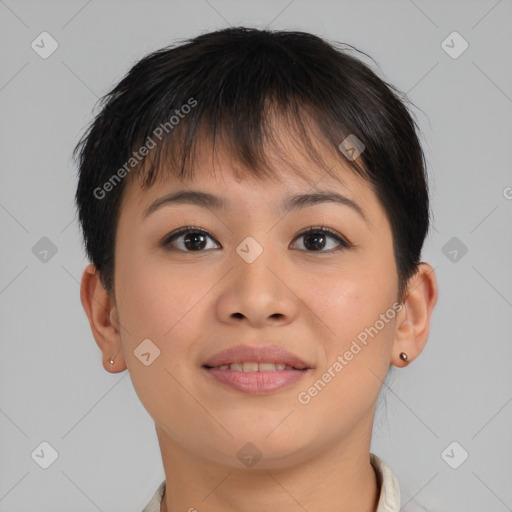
202, 367, 309, 394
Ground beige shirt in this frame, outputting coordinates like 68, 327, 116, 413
141, 453, 406, 512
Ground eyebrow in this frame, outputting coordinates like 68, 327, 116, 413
142, 189, 368, 222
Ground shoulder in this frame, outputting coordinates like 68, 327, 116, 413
370, 453, 401, 512
371, 453, 429, 512
141, 480, 166, 512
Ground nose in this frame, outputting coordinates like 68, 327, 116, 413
215, 243, 298, 328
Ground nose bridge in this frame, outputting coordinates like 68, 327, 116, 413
219, 231, 294, 325
234, 232, 281, 294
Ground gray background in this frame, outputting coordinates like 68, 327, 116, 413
1, 0, 511, 511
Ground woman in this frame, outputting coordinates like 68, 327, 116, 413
74, 26, 438, 512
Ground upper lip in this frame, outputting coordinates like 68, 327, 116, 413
202, 344, 311, 370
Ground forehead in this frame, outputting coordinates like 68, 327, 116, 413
121, 126, 376, 219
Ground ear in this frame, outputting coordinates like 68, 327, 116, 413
392, 262, 438, 367
80, 264, 127, 373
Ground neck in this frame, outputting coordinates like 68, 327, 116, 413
157, 430, 380, 512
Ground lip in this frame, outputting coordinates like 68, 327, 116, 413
202, 367, 309, 394
201, 344, 312, 395
202, 344, 310, 370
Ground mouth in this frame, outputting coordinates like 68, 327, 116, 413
203, 362, 307, 371
201, 345, 312, 394
202, 344, 311, 370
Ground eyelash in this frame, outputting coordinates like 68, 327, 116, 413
161, 222, 353, 254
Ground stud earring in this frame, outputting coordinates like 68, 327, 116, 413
109, 357, 115, 365
399, 352, 408, 362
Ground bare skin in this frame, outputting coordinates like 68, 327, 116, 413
80, 131, 437, 512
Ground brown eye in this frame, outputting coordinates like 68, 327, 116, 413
163, 227, 220, 252
162, 225, 351, 254
292, 227, 351, 253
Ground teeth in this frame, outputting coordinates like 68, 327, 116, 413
243, 362, 259, 372
211, 362, 296, 371
259, 362, 277, 371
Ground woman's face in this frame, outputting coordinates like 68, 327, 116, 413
111, 138, 408, 469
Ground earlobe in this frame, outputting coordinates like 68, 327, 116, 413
393, 263, 438, 367
80, 264, 126, 372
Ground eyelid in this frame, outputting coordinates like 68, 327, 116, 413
161, 223, 353, 252
293, 225, 352, 248
162, 224, 220, 247
290, 226, 353, 254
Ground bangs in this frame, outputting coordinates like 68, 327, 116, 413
87, 28, 375, 192
127, 90, 369, 193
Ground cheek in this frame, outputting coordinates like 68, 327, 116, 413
323, 286, 395, 363
310, 250, 397, 369
117, 257, 203, 341
113, 236, 197, 358
315, 256, 395, 323
304, 282, 397, 420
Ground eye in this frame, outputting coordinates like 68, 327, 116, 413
162, 224, 352, 253
291, 225, 352, 253
162, 226, 220, 252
